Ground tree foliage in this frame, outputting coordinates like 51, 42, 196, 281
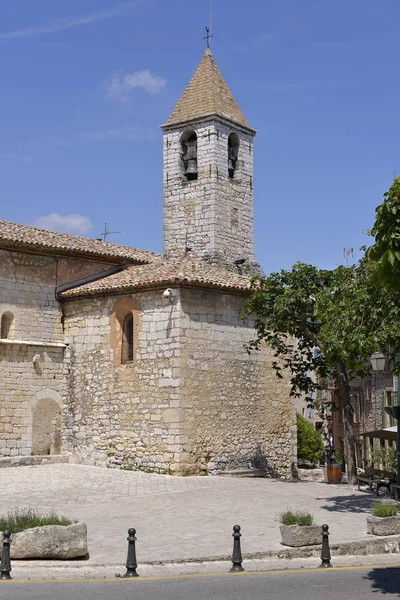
245, 260, 400, 484
367, 177, 400, 290
296, 414, 324, 466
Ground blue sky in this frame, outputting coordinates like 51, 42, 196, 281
1, 0, 399, 273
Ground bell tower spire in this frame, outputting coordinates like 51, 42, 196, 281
161, 49, 256, 268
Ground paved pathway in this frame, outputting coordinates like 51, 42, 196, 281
0, 464, 386, 565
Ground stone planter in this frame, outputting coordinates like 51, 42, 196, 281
298, 468, 325, 482
0, 523, 88, 559
366, 515, 400, 536
279, 524, 322, 547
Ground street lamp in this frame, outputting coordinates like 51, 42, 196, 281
370, 352, 386, 372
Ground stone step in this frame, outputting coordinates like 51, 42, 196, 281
0, 455, 69, 468
217, 468, 266, 478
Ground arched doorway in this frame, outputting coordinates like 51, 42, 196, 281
27, 389, 62, 455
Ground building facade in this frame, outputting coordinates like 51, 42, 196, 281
0, 49, 297, 477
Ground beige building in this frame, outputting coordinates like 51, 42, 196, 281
0, 49, 296, 477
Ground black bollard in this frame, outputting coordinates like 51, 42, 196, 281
230, 525, 244, 572
122, 528, 139, 578
319, 524, 332, 568
0, 531, 12, 580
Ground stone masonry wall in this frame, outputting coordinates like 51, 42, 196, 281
163, 119, 255, 267
0, 248, 119, 457
179, 288, 296, 478
62, 287, 296, 478
61, 290, 185, 471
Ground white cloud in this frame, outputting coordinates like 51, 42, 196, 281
105, 70, 167, 101
32, 213, 93, 234
0, 1, 138, 41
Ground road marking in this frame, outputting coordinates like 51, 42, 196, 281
2, 563, 400, 584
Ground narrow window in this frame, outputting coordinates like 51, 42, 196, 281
0, 312, 13, 339
228, 133, 240, 178
231, 207, 239, 229
181, 130, 198, 180
122, 313, 134, 363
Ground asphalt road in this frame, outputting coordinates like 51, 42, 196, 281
2, 565, 400, 600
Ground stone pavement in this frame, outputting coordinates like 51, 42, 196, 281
0, 464, 396, 571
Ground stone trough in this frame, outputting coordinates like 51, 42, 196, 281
0, 523, 88, 559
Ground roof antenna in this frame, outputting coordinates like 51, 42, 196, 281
343, 247, 354, 267
203, 0, 213, 49
97, 222, 121, 242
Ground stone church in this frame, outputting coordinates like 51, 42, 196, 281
0, 49, 296, 477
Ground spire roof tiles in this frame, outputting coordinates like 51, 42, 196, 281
165, 48, 252, 130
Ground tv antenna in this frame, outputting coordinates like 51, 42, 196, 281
98, 223, 121, 242
343, 247, 354, 267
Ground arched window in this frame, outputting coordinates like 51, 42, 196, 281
121, 313, 134, 363
1, 312, 14, 339
228, 133, 240, 179
180, 130, 198, 180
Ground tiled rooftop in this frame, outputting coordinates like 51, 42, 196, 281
60, 257, 251, 298
164, 48, 252, 129
0, 219, 160, 264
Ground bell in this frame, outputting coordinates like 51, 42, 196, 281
184, 159, 198, 180
228, 158, 235, 178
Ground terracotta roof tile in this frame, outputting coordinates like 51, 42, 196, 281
0, 219, 160, 264
60, 257, 251, 298
165, 48, 251, 129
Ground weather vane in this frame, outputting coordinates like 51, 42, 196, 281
203, 0, 213, 48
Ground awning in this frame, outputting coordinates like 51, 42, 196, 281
360, 426, 397, 442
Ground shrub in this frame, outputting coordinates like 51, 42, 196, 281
370, 446, 397, 472
280, 510, 314, 526
297, 413, 324, 466
371, 502, 398, 518
0, 508, 76, 533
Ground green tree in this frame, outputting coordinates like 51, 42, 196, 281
296, 413, 324, 466
245, 261, 400, 484
367, 177, 400, 290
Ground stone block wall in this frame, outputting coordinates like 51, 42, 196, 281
0, 248, 119, 457
0, 344, 64, 456
61, 287, 296, 478
61, 290, 185, 470
178, 288, 296, 478
163, 119, 255, 266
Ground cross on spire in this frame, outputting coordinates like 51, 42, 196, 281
203, 26, 213, 49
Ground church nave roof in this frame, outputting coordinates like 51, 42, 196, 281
0, 219, 160, 265
60, 256, 251, 298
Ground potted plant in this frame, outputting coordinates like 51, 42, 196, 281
279, 510, 321, 547
324, 449, 343, 484
367, 501, 400, 536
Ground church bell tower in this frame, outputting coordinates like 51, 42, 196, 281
161, 48, 256, 268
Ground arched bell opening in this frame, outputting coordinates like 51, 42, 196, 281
180, 130, 198, 181
228, 133, 240, 179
